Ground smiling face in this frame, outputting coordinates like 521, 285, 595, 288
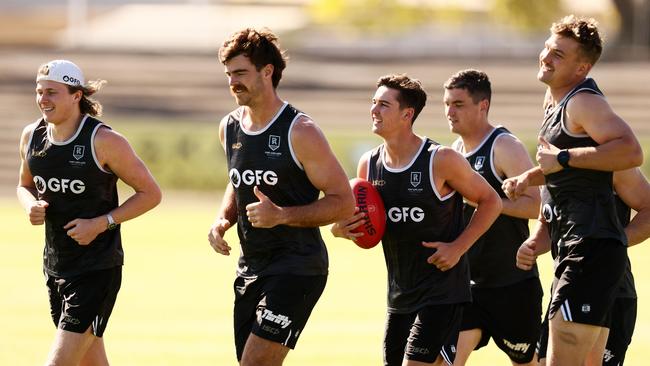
443, 87, 485, 136
370, 86, 410, 137
224, 54, 269, 107
35, 80, 81, 124
537, 34, 590, 88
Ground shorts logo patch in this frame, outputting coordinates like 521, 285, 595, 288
261, 324, 281, 335
581, 304, 591, 313
407, 345, 430, 355
63, 316, 81, 325
261, 309, 292, 329
503, 339, 530, 354
603, 348, 615, 362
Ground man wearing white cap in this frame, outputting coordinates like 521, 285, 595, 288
17, 59, 162, 365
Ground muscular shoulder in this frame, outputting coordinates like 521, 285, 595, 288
493, 132, 534, 178
94, 126, 131, 158
493, 132, 526, 157
565, 92, 610, 122
20, 121, 40, 144
19, 121, 41, 157
434, 146, 466, 170
290, 114, 323, 140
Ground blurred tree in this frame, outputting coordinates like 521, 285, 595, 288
491, 0, 562, 31
308, 0, 433, 34
612, 0, 650, 49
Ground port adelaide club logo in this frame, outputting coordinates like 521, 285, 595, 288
408, 171, 423, 193
265, 135, 282, 158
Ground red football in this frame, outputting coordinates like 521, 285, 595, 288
349, 178, 386, 249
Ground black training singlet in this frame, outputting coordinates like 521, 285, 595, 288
542, 187, 635, 298
614, 194, 636, 299
224, 102, 328, 278
539, 78, 627, 247
26, 115, 123, 278
453, 127, 538, 288
367, 138, 470, 314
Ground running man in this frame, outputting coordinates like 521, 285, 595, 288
445, 69, 542, 366
207, 28, 355, 366
17, 59, 161, 365
332, 74, 501, 366
502, 15, 643, 366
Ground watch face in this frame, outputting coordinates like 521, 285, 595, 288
558, 150, 570, 168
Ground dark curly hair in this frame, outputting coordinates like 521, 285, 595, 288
551, 15, 603, 65
376, 74, 427, 124
218, 28, 287, 88
444, 69, 491, 109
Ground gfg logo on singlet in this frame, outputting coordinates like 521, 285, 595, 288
388, 207, 425, 222
542, 203, 560, 223
229, 168, 278, 188
33, 176, 85, 194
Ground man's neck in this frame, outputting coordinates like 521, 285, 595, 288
245, 93, 284, 128
548, 77, 587, 107
460, 122, 494, 153
49, 111, 83, 142
383, 132, 423, 169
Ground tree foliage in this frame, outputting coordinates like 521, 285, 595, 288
491, 0, 562, 31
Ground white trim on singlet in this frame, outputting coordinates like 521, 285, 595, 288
457, 126, 499, 157
47, 115, 88, 145
238, 102, 288, 136
221, 114, 230, 155
559, 92, 592, 138
24, 121, 39, 157
490, 132, 513, 184
429, 145, 457, 201
381, 137, 427, 173
288, 113, 308, 170
451, 137, 463, 153
91, 123, 112, 174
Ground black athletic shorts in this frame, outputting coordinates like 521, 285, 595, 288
549, 238, 627, 327
603, 297, 636, 365
383, 303, 463, 366
537, 296, 634, 364
233, 274, 327, 360
537, 312, 550, 361
461, 276, 543, 363
46, 266, 122, 337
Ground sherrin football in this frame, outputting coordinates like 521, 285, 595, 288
349, 178, 386, 249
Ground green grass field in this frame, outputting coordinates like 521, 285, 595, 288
1, 193, 649, 365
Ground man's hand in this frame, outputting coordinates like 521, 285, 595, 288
502, 174, 529, 201
422, 241, 463, 272
26, 200, 48, 225
208, 218, 232, 255
536, 137, 562, 175
516, 239, 538, 271
330, 207, 366, 242
64, 217, 105, 245
245, 186, 282, 228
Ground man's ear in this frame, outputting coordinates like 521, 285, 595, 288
577, 61, 592, 77
263, 64, 274, 79
479, 99, 490, 113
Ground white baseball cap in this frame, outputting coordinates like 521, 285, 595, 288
36, 60, 85, 87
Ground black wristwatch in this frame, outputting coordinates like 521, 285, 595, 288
106, 213, 118, 230
557, 149, 571, 169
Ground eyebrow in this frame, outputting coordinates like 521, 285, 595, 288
226, 68, 249, 74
